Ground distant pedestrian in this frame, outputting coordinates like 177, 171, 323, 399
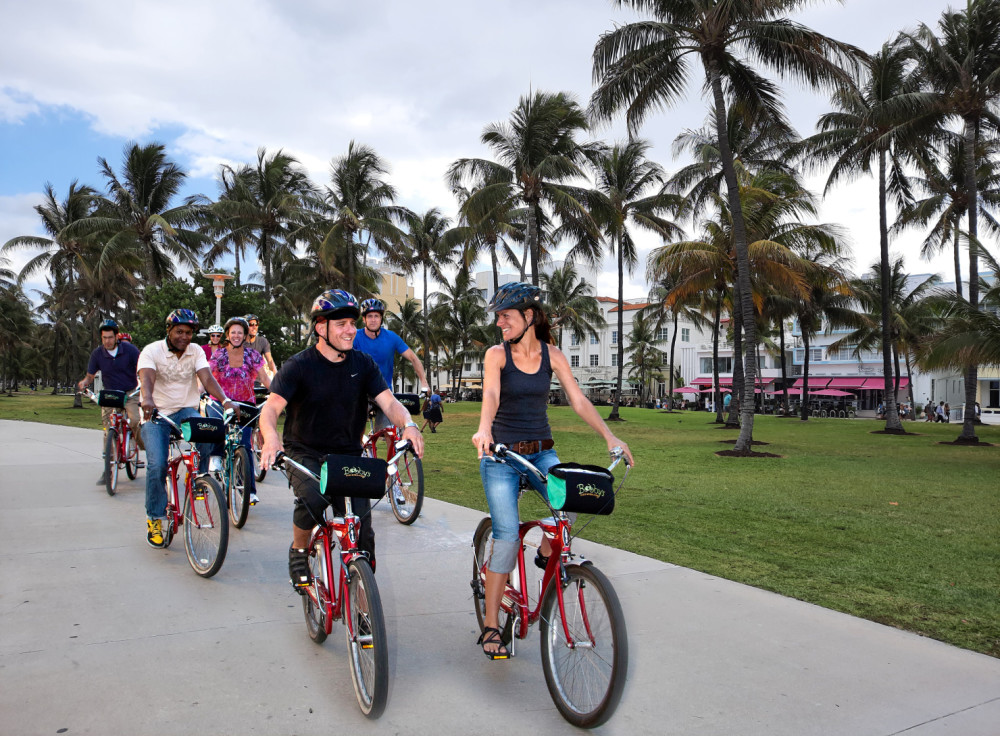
420, 392, 444, 433
924, 400, 934, 422
935, 401, 946, 423
944, 402, 951, 422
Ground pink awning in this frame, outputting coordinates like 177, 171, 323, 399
860, 377, 910, 389
792, 377, 830, 389
827, 377, 866, 389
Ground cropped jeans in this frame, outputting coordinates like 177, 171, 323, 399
479, 448, 560, 574
140, 407, 213, 520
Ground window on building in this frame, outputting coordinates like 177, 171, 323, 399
681, 328, 690, 342
611, 330, 618, 345
590, 332, 599, 345
464, 363, 472, 372
570, 333, 580, 346
832, 345, 856, 361
699, 357, 734, 373
589, 354, 599, 367
989, 380, 999, 408
793, 347, 824, 363
655, 327, 669, 342
611, 353, 619, 367
571, 355, 580, 368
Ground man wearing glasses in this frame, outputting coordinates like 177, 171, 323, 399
244, 314, 277, 378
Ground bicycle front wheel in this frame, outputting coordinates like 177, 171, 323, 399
388, 449, 423, 524
104, 430, 119, 496
345, 558, 388, 719
124, 427, 139, 479
227, 446, 252, 529
252, 427, 267, 482
540, 563, 628, 729
183, 475, 229, 578
303, 535, 331, 644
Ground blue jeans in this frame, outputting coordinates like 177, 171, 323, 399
140, 407, 214, 520
202, 401, 255, 495
480, 448, 560, 574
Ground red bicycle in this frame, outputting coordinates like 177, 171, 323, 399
274, 444, 414, 719
360, 393, 424, 524
151, 411, 229, 578
85, 388, 141, 496
471, 444, 630, 728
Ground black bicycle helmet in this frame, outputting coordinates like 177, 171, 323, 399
223, 316, 249, 335
244, 313, 259, 324
99, 318, 119, 334
488, 282, 542, 313
310, 289, 360, 321
165, 309, 199, 330
360, 298, 385, 316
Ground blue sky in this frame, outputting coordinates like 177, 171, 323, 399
0, 0, 968, 301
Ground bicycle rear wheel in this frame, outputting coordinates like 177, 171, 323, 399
227, 446, 252, 529
540, 563, 628, 728
124, 427, 139, 479
104, 430, 119, 496
183, 475, 229, 578
388, 449, 423, 524
252, 427, 267, 482
345, 558, 388, 719
471, 517, 514, 645
303, 534, 331, 644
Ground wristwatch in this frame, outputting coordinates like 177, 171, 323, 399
403, 421, 419, 431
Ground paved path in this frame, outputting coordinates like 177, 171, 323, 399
1, 420, 998, 735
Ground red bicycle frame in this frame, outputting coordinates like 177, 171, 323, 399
307, 512, 363, 638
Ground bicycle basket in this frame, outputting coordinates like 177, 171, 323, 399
547, 463, 616, 515
394, 393, 421, 415
180, 417, 226, 443
320, 454, 388, 500
97, 389, 127, 408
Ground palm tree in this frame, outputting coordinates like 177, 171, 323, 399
591, 0, 860, 450
803, 37, 932, 432
448, 90, 596, 285
645, 273, 712, 408
71, 142, 206, 287
314, 142, 408, 294
893, 134, 1000, 298
624, 310, 662, 406
907, 0, 1000, 442
214, 148, 315, 294
540, 261, 606, 349
428, 267, 487, 394
400, 208, 461, 382
451, 178, 526, 293
387, 297, 427, 387
577, 139, 684, 421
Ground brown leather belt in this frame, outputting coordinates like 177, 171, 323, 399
507, 439, 555, 454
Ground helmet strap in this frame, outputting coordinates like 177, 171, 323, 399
506, 309, 534, 346
165, 333, 184, 355
317, 320, 348, 359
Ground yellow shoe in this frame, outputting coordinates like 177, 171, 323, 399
147, 518, 164, 547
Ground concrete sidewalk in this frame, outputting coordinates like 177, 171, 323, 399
1, 419, 998, 735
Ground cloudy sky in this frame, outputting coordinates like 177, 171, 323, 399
0, 0, 967, 302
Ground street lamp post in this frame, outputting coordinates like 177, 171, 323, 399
204, 273, 233, 326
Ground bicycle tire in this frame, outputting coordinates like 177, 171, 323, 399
848, 409, 856, 419
182, 475, 229, 578
471, 517, 514, 646
303, 534, 331, 644
345, 558, 388, 719
104, 431, 118, 496
124, 426, 139, 479
227, 446, 252, 529
540, 563, 628, 729
252, 427, 267, 482
838, 410, 847, 419
388, 449, 423, 524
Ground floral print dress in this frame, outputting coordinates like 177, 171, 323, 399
209, 347, 264, 402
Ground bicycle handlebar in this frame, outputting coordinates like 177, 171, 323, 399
488, 443, 629, 475
274, 441, 415, 482
82, 387, 140, 405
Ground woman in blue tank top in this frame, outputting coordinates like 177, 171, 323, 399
471, 282, 634, 659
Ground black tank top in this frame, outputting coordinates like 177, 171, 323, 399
491, 341, 552, 444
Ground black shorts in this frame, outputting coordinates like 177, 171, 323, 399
286, 450, 375, 564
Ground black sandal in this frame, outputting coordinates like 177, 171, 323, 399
476, 626, 510, 660
534, 551, 549, 570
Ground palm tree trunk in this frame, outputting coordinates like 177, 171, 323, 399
609, 234, 625, 421
878, 151, 904, 432
727, 295, 743, 427
712, 292, 723, 424
709, 65, 757, 451
959, 119, 979, 442
422, 262, 431, 386
527, 201, 540, 286
779, 321, 790, 415
800, 331, 811, 422
668, 310, 679, 410
952, 223, 963, 299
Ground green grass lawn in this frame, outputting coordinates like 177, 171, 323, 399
3, 390, 999, 657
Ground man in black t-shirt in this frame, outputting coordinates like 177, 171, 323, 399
259, 289, 424, 592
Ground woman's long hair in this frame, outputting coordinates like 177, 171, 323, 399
527, 306, 553, 345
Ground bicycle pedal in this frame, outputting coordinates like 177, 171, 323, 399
193, 492, 206, 501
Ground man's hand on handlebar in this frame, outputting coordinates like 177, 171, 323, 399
260, 434, 284, 471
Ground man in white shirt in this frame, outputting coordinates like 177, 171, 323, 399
138, 309, 235, 548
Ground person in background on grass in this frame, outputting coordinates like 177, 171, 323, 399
244, 314, 277, 379
78, 318, 142, 485
924, 399, 934, 422
420, 391, 444, 433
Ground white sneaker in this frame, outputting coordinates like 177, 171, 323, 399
250, 493, 260, 506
